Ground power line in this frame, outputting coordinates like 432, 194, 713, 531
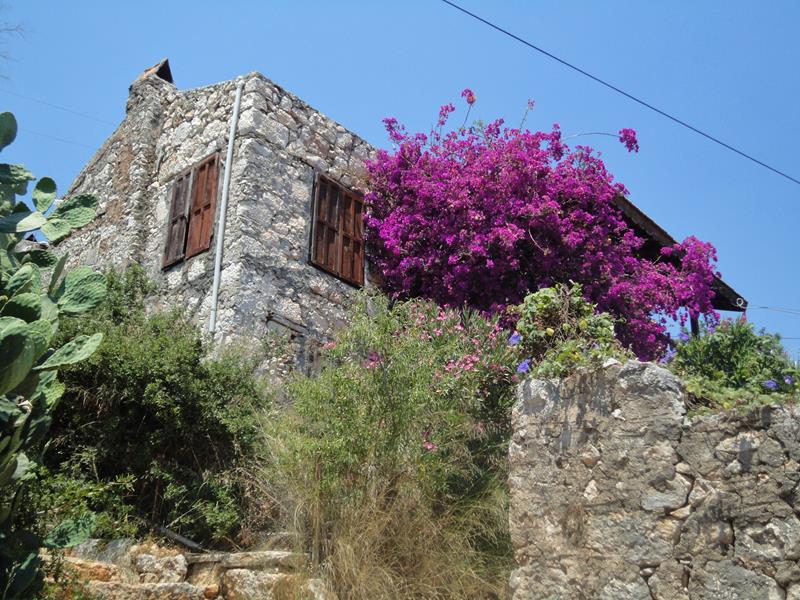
439, 0, 800, 187
19, 127, 95, 149
0, 89, 117, 126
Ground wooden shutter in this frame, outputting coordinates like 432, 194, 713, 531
312, 177, 341, 274
338, 189, 364, 286
311, 175, 364, 286
162, 171, 191, 268
185, 153, 220, 259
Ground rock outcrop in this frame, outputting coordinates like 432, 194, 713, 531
51, 538, 334, 599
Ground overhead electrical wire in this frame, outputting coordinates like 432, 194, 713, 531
439, 0, 800, 187
0, 88, 116, 126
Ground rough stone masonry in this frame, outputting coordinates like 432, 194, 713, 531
509, 360, 800, 599
59, 62, 374, 363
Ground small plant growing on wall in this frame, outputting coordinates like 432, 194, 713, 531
0, 111, 106, 598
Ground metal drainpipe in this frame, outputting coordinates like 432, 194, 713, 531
208, 78, 244, 335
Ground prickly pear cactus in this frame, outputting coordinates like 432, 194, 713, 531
0, 112, 106, 599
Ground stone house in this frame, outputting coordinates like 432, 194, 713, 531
62, 60, 747, 365
61, 60, 375, 367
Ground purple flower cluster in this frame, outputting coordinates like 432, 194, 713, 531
619, 128, 639, 153
461, 88, 476, 105
365, 100, 719, 359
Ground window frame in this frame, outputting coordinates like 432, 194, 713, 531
162, 152, 221, 270
309, 173, 365, 287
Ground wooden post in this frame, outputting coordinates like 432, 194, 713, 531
690, 316, 700, 337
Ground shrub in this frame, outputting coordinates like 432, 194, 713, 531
365, 93, 719, 359
264, 293, 517, 599
36, 267, 271, 547
666, 318, 799, 410
510, 283, 629, 378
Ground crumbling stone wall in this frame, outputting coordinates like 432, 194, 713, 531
509, 360, 800, 600
60, 66, 374, 354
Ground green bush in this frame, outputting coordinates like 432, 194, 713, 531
264, 293, 517, 599
667, 317, 799, 410
34, 267, 271, 547
511, 282, 629, 377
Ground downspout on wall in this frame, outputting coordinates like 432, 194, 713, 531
208, 78, 244, 335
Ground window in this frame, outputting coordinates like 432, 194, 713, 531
311, 174, 364, 286
162, 153, 221, 269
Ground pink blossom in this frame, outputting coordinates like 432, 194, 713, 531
618, 128, 639, 153
461, 88, 476, 105
366, 101, 719, 359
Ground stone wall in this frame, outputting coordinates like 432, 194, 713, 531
60, 66, 374, 355
509, 360, 800, 600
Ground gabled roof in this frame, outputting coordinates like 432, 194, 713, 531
613, 196, 747, 312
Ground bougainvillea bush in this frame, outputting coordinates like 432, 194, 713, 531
365, 93, 720, 359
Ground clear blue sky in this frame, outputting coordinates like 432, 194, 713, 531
4, 1, 798, 359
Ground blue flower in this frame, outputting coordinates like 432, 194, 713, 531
785, 375, 795, 386
763, 379, 778, 390
508, 332, 521, 346
678, 332, 690, 342
516, 359, 531, 373
658, 347, 677, 365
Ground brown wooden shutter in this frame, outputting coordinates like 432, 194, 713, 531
162, 171, 191, 268
185, 153, 220, 259
312, 177, 341, 274
338, 190, 364, 286
311, 175, 364, 286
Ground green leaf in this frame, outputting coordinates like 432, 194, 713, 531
43, 512, 96, 549
5, 548, 43, 598
15, 248, 58, 267
0, 210, 46, 233
35, 370, 64, 408
32, 177, 57, 213
5, 263, 41, 296
34, 332, 102, 370
0, 397, 21, 423
0, 163, 35, 194
40, 216, 71, 243
0, 292, 41, 322
0, 112, 17, 151
11, 451, 32, 482
56, 267, 106, 315
26, 319, 53, 358
0, 317, 38, 395
52, 194, 96, 228
48, 252, 68, 295
39, 295, 58, 322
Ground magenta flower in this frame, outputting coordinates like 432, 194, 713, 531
366, 103, 719, 360
461, 88, 476, 105
423, 441, 438, 451
618, 128, 639, 153
365, 350, 382, 369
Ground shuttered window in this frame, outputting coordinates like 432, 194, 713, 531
162, 153, 220, 269
311, 174, 364, 286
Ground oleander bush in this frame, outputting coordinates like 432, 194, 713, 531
263, 293, 517, 599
